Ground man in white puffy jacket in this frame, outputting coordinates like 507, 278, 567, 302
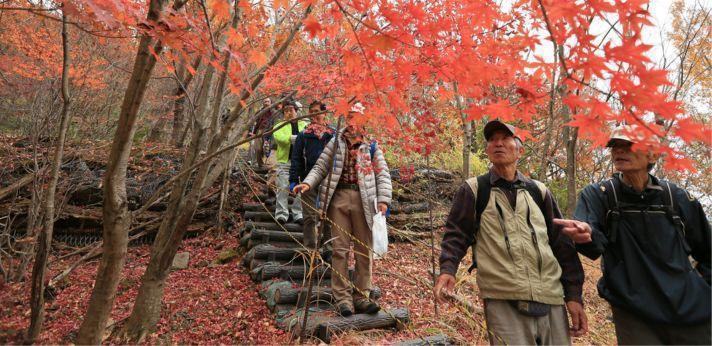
293, 104, 392, 317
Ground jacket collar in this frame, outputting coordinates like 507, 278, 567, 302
489, 167, 528, 186
614, 172, 663, 191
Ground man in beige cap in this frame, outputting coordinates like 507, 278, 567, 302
554, 125, 711, 345
435, 119, 587, 345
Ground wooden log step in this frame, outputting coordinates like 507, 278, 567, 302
288, 308, 410, 343
259, 279, 294, 298
244, 211, 276, 221
274, 302, 334, 326
249, 256, 309, 271
249, 244, 318, 261
244, 221, 302, 232
395, 334, 452, 346
239, 233, 251, 248
242, 244, 318, 268
316, 308, 410, 343
239, 202, 273, 212
251, 228, 303, 242
251, 264, 331, 282
247, 239, 305, 251
274, 286, 382, 306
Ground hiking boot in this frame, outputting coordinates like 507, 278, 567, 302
294, 217, 304, 225
354, 299, 380, 314
275, 216, 288, 224
337, 303, 353, 317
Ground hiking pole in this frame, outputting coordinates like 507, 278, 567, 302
427, 155, 439, 317
299, 115, 343, 340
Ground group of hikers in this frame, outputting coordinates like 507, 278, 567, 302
249, 96, 711, 345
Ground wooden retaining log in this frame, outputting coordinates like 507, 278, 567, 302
288, 308, 410, 343
274, 286, 382, 306
247, 240, 303, 251
316, 308, 410, 343
250, 228, 304, 243
251, 264, 331, 282
239, 202, 272, 212
244, 221, 302, 232
239, 233, 251, 248
275, 302, 335, 329
244, 211, 277, 221
249, 256, 308, 271
249, 244, 315, 261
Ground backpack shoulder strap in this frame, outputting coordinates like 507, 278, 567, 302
475, 173, 492, 218
603, 176, 622, 243
523, 179, 547, 212
464, 173, 491, 273
660, 180, 691, 253
523, 178, 550, 230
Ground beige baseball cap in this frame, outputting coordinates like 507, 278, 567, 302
606, 125, 636, 147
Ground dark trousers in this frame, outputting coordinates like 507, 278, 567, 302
612, 306, 711, 345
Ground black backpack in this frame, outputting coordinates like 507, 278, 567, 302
466, 172, 548, 273
602, 174, 691, 252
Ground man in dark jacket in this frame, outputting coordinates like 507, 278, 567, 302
250, 97, 277, 167
555, 126, 711, 345
435, 120, 587, 345
289, 100, 334, 249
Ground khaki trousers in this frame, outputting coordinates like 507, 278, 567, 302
327, 188, 372, 308
484, 299, 570, 345
612, 306, 711, 345
302, 189, 320, 249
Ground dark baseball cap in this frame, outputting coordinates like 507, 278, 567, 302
484, 120, 520, 142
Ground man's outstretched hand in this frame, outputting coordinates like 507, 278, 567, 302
553, 218, 592, 244
433, 273, 456, 304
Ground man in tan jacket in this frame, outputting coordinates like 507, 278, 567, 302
293, 104, 392, 317
434, 120, 588, 345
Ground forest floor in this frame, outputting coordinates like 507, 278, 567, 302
1, 230, 615, 345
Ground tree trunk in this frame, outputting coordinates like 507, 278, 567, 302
565, 127, 578, 218
25, 11, 71, 343
453, 82, 470, 179
537, 45, 560, 181
121, 18, 223, 340
122, 6, 310, 339
75, 0, 173, 343
171, 57, 201, 148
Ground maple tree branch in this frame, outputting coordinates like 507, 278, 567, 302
131, 110, 328, 218
197, 0, 219, 56
333, 0, 381, 97
338, 4, 416, 48
7, 6, 136, 38
536, 0, 571, 76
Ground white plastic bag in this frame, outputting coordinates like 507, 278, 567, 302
372, 199, 388, 259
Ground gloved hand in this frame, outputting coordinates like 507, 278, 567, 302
289, 182, 297, 194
